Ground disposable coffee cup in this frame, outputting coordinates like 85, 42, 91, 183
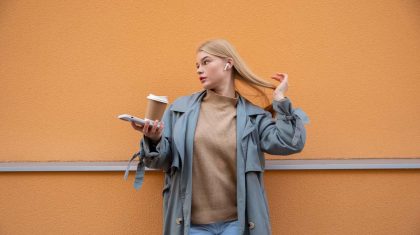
145, 94, 168, 121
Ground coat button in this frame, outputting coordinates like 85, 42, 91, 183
248, 221, 255, 229
176, 218, 183, 225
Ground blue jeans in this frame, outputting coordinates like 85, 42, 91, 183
189, 219, 240, 235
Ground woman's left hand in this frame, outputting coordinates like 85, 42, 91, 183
271, 72, 288, 100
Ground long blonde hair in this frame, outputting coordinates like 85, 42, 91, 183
196, 38, 276, 114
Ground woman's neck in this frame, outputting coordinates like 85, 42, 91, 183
210, 80, 236, 98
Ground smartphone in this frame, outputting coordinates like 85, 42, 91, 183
118, 114, 162, 128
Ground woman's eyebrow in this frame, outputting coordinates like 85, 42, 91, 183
196, 56, 210, 66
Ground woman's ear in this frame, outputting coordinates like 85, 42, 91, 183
224, 58, 234, 70
224, 63, 229, 71
227, 57, 234, 67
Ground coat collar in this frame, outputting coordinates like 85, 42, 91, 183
170, 90, 266, 116
170, 89, 267, 177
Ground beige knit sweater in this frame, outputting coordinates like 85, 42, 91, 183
191, 89, 239, 224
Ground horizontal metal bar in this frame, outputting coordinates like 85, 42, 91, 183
0, 161, 159, 172
0, 159, 420, 172
265, 159, 420, 170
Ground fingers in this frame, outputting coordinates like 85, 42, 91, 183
151, 120, 165, 135
271, 72, 289, 96
271, 73, 288, 86
277, 72, 288, 79
130, 119, 164, 140
271, 73, 289, 81
143, 119, 150, 134
159, 121, 165, 134
271, 72, 288, 81
142, 119, 165, 138
151, 120, 159, 133
130, 121, 144, 132
130, 121, 137, 129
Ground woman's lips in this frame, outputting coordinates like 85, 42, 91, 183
199, 77, 207, 82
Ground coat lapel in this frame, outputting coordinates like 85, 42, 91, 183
236, 96, 266, 233
238, 96, 266, 153
170, 91, 206, 169
171, 93, 266, 174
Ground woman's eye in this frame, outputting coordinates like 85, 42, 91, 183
203, 60, 209, 65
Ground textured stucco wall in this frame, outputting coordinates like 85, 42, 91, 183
1, 0, 419, 161
1, 0, 419, 234
1, 170, 419, 234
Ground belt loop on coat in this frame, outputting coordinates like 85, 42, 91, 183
124, 151, 141, 180
124, 151, 146, 190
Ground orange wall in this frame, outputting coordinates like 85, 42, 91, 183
1, 1, 420, 234
1, 0, 419, 161
1, 170, 419, 234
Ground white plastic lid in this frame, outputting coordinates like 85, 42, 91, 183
147, 94, 168, 103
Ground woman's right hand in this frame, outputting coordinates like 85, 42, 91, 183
130, 119, 164, 143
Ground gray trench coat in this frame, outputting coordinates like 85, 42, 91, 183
125, 89, 309, 235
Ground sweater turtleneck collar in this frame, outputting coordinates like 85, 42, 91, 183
203, 89, 239, 107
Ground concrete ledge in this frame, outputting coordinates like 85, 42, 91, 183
1, 159, 420, 172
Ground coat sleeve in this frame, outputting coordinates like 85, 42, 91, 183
123, 105, 174, 190
258, 97, 309, 155
140, 104, 174, 171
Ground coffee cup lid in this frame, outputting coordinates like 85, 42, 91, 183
147, 94, 168, 103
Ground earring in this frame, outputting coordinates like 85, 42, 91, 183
223, 63, 229, 71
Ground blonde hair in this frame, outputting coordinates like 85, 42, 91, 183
196, 38, 276, 113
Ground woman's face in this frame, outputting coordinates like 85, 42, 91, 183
195, 51, 230, 90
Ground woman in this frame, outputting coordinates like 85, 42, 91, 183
126, 38, 309, 235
